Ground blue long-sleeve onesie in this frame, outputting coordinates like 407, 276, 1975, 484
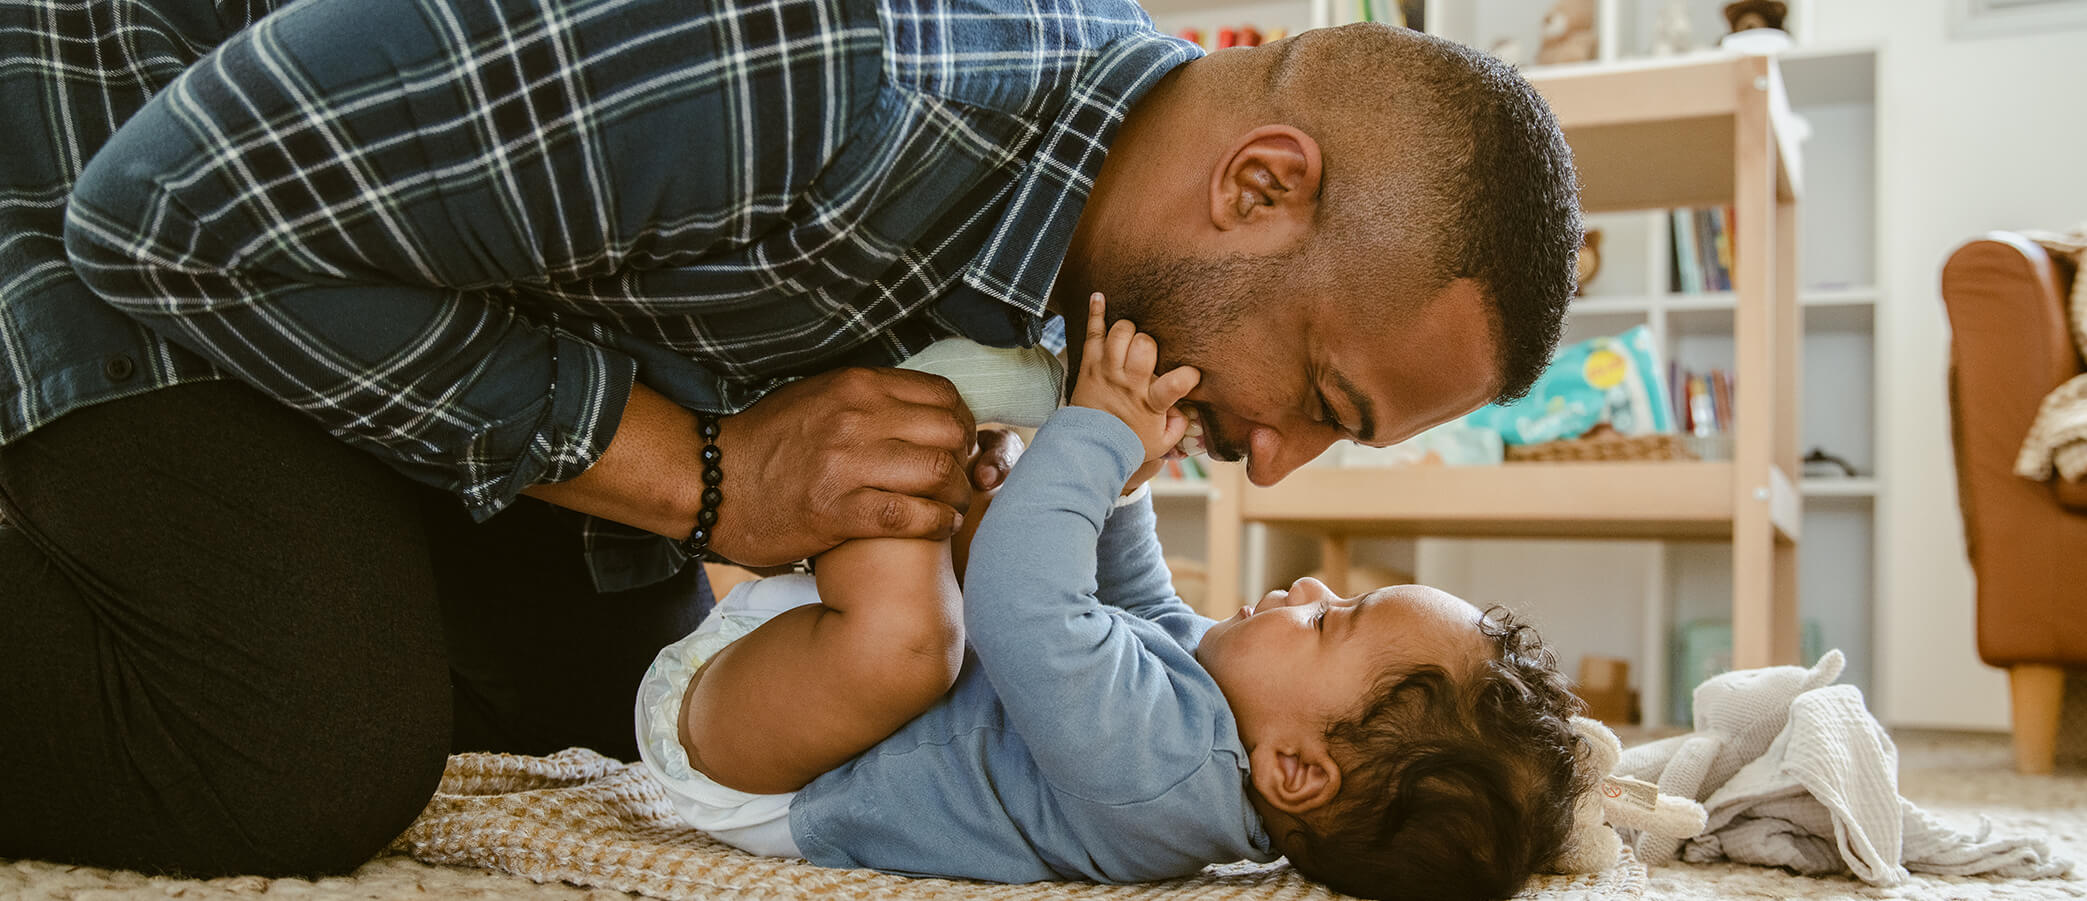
786, 406, 1277, 882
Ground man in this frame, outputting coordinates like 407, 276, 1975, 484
0, 0, 1579, 878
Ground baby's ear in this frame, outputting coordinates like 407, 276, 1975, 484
1250, 741, 1342, 816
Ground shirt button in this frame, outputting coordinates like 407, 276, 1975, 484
103, 355, 136, 382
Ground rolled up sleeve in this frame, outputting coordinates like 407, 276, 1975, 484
57, 0, 739, 517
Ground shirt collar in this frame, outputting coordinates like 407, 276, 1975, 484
960, 30, 1201, 332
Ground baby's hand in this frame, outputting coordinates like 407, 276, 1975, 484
1070, 293, 1201, 463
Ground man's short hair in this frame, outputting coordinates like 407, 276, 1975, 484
1266, 26, 1581, 403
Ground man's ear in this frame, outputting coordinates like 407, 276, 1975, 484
1249, 738, 1343, 816
1208, 124, 1322, 240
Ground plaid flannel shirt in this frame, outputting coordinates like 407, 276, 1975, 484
6, 0, 1197, 588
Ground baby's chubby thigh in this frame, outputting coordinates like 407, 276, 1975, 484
633, 573, 821, 858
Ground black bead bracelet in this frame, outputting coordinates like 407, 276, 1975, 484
680, 413, 724, 558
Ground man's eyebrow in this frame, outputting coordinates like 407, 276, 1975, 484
1331, 370, 1379, 444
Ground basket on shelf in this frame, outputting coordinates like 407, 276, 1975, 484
1503, 428, 1699, 463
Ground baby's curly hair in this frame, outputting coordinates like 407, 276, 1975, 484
1277, 606, 1590, 901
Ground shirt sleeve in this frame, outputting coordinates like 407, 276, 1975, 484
59, 0, 862, 518
960, 407, 1222, 804
1094, 492, 1203, 625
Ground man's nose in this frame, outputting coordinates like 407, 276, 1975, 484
1246, 425, 1339, 486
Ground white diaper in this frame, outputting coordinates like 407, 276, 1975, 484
635, 573, 823, 858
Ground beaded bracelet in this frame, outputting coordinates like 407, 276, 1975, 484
679, 413, 724, 558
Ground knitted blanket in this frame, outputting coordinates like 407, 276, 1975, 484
2014, 229, 2087, 485
390, 748, 1648, 900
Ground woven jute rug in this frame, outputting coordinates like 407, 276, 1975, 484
5, 731, 2083, 900
403, 746, 1645, 900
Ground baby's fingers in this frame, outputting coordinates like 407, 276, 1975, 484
1105, 317, 1138, 367
1081, 294, 1109, 357
1148, 365, 1201, 409
1126, 333, 1161, 378
1158, 407, 1190, 454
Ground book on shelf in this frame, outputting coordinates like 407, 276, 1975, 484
1710, 206, 1735, 292
1693, 209, 1721, 293
1669, 207, 1736, 294
1670, 210, 1701, 295
1671, 365, 1735, 436
1155, 454, 1208, 484
1709, 369, 1734, 433
1687, 373, 1715, 436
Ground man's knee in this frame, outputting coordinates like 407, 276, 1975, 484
205, 730, 444, 876
258, 720, 450, 876
152, 672, 453, 877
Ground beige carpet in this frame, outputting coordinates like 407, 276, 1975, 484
5, 731, 2082, 900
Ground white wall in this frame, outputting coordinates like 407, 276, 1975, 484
1810, 0, 2087, 730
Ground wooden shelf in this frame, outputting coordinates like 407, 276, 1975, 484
1530, 55, 1802, 213
1801, 476, 1877, 499
1569, 286, 1875, 320
1236, 462, 1799, 540
1148, 478, 1213, 498
1661, 288, 1877, 333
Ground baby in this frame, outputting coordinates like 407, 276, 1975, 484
635, 294, 1590, 901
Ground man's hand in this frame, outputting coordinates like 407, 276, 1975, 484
708, 367, 979, 566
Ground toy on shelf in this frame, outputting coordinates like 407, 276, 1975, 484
1801, 447, 1861, 479
1578, 656, 1638, 725
1488, 37, 1528, 67
1574, 227, 1604, 295
1650, 0, 1695, 56
1723, 0, 1786, 32
1720, 0, 1793, 53
1537, 0, 1599, 66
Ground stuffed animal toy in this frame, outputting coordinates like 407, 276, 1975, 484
1548, 716, 1708, 873
1650, 0, 1695, 56
1611, 649, 1846, 863
1536, 0, 1599, 66
1722, 0, 1788, 34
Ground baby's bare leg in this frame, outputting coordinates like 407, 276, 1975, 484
677, 537, 962, 795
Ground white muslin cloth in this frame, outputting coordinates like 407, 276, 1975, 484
1618, 652, 2071, 886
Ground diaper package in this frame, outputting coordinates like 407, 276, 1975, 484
1462, 325, 1673, 446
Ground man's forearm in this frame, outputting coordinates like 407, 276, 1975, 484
528, 366, 994, 568
522, 381, 704, 540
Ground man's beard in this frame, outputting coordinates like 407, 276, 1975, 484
1095, 249, 1286, 462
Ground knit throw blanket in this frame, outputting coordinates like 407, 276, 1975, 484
390, 747, 1648, 900
2014, 229, 2087, 485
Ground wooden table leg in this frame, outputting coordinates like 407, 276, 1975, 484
1319, 533, 1351, 596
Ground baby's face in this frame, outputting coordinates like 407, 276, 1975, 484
1196, 581, 1489, 742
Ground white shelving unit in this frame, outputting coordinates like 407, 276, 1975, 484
1139, 1, 1879, 728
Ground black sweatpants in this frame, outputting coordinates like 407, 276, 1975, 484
0, 380, 712, 877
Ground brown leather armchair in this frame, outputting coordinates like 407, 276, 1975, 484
1941, 232, 2087, 774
